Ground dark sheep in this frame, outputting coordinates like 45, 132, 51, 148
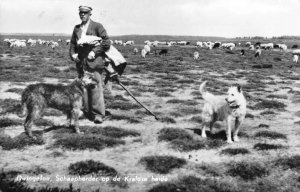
159, 49, 168, 56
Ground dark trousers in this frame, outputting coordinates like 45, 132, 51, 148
78, 55, 106, 120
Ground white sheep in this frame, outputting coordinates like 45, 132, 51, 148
133, 48, 139, 54
193, 51, 199, 60
249, 45, 255, 50
10, 41, 26, 47
255, 49, 261, 57
245, 42, 252, 47
144, 44, 151, 53
114, 40, 123, 45
292, 49, 300, 55
293, 54, 299, 63
123, 40, 134, 46
141, 49, 147, 58
196, 41, 203, 47
278, 44, 287, 51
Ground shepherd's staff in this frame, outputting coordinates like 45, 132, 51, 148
116, 80, 159, 120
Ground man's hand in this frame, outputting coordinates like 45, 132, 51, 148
110, 72, 119, 83
72, 53, 80, 62
87, 51, 95, 60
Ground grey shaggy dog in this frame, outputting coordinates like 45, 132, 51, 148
19, 78, 92, 138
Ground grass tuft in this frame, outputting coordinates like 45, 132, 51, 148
0, 118, 23, 128
158, 128, 193, 142
189, 116, 202, 123
51, 134, 125, 151
220, 148, 251, 156
0, 99, 21, 115
226, 161, 269, 180
5, 88, 24, 94
107, 100, 140, 110
253, 99, 286, 110
258, 123, 269, 128
253, 143, 286, 150
158, 128, 225, 151
159, 116, 176, 124
81, 126, 141, 138
170, 138, 206, 151
197, 163, 222, 177
140, 155, 186, 174
110, 114, 142, 123
260, 110, 276, 115
274, 155, 300, 170
0, 133, 44, 150
69, 160, 118, 176
254, 131, 287, 139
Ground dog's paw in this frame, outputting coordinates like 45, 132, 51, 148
201, 134, 207, 138
226, 139, 234, 144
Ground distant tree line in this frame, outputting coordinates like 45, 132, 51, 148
235, 36, 300, 40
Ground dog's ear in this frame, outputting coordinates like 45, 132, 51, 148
237, 85, 242, 92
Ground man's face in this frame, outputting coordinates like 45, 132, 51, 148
79, 11, 91, 22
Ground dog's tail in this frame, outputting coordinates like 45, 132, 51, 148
18, 93, 28, 118
199, 81, 207, 94
199, 81, 211, 101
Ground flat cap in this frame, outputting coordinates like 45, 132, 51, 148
79, 6, 92, 12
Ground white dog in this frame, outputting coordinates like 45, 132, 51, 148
199, 81, 247, 143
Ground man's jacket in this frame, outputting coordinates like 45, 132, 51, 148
69, 19, 111, 70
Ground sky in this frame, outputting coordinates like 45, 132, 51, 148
0, 0, 300, 37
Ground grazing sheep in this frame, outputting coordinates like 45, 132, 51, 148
177, 41, 188, 46
203, 41, 214, 50
245, 42, 251, 47
157, 41, 167, 45
260, 43, 274, 50
278, 44, 288, 51
123, 40, 134, 46
249, 45, 255, 50
114, 40, 123, 45
213, 42, 221, 49
168, 41, 177, 46
158, 49, 168, 56
66, 39, 71, 45
196, 41, 203, 47
141, 49, 147, 58
240, 49, 245, 56
133, 48, 139, 54
152, 41, 158, 47
194, 51, 199, 60
27, 39, 37, 46
10, 40, 26, 48
255, 48, 261, 57
293, 54, 299, 63
292, 49, 300, 55
144, 44, 151, 53
221, 43, 235, 50
254, 42, 261, 47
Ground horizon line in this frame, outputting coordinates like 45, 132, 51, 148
1, 32, 300, 39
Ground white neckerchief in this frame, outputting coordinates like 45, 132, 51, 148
80, 19, 91, 38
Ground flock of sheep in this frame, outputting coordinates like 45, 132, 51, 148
3, 38, 66, 49
3, 37, 300, 64
125, 40, 299, 64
